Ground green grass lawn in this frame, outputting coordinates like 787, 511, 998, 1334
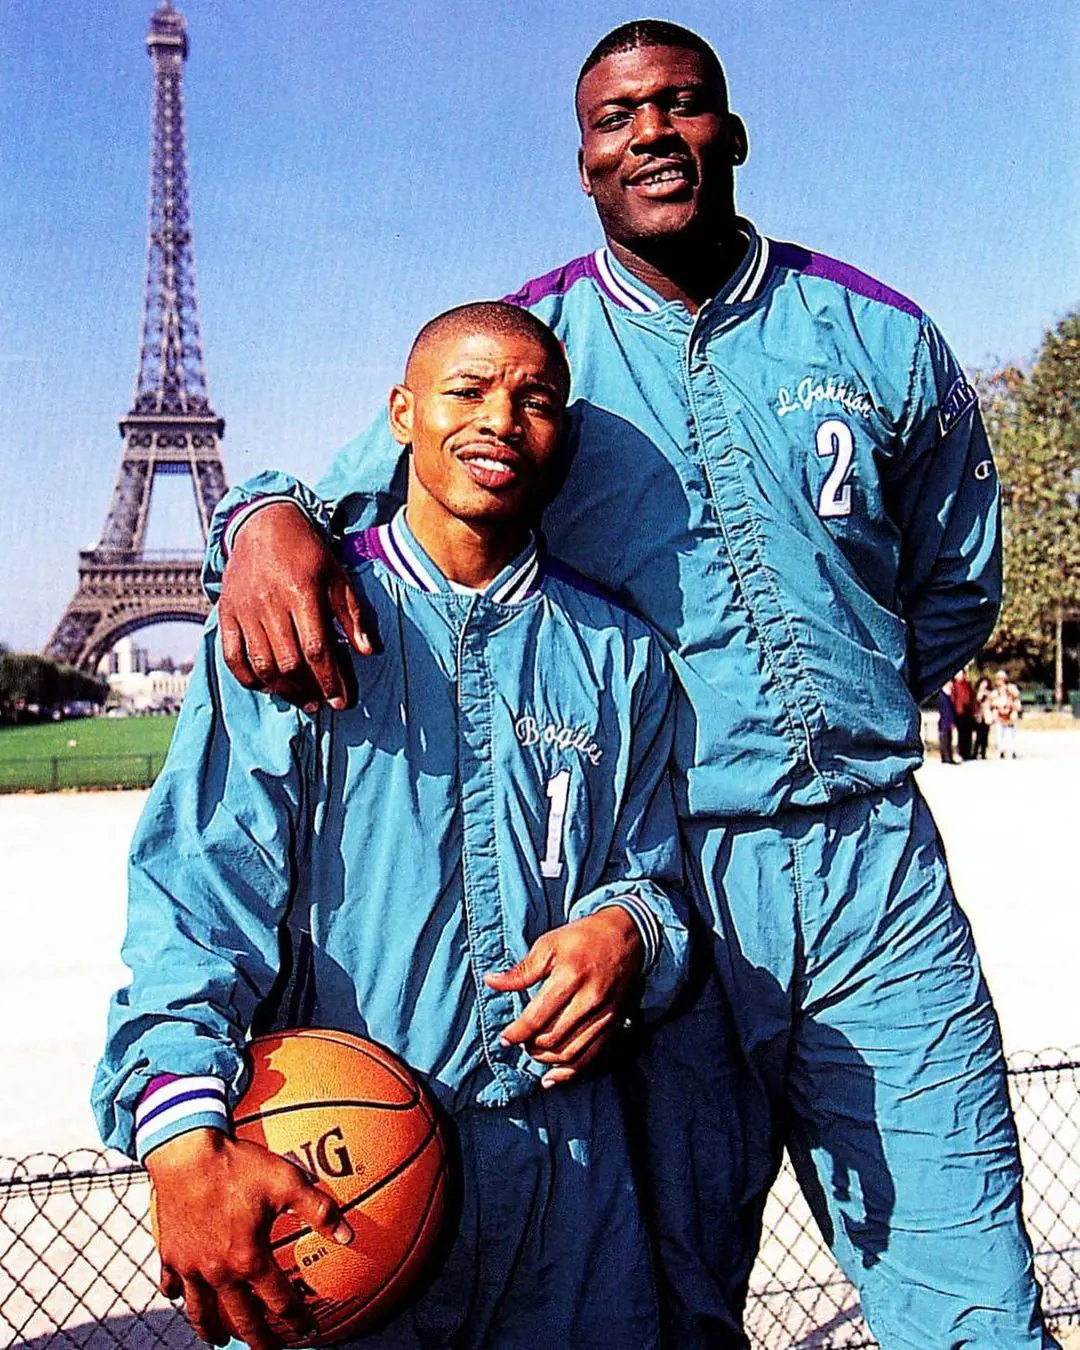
0, 714, 179, 791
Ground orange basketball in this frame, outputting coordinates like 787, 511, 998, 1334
232, 1028, 448, 1345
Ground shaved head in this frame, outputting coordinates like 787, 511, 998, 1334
388, 301, 570, 571
405, 302, 570, 397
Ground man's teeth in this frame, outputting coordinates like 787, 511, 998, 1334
470, 456, 513, 473
639, 168, 686, 184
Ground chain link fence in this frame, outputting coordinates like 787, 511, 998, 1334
3, 1051, 1078, 1349
0, 754, 166, 794
745, 1049, 1080, 1348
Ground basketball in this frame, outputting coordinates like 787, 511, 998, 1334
232, 1028, 448, 1345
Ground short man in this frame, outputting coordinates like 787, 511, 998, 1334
203, 22, 1053, 1349
94, 303, 689, 1350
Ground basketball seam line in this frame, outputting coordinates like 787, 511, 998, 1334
312, 1168, 446, 1330
250, 1030, 419, 1092
268, 1114, 442, 1253
233, 1093, 420, 1127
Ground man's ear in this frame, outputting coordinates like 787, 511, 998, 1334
728, 113, 749, 166
578, 145, 594, 197
388, 384, 414, 448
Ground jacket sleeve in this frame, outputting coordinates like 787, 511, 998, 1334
885, 317, 1002, 701
568, 634, 689, 1019
91, 614, 309, 1160
201, 415, 407, 600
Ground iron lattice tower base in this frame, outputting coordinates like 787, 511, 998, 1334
46, 1, 227, 671
44, 413, 226, 671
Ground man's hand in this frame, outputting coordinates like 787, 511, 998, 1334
145, 1128, 352, 1350
485, 907, 645, 1088
218, 503, 373, 711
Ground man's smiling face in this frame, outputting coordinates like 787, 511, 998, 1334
576, 43, 746, 249
389, 327, 567, 528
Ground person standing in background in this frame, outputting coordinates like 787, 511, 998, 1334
952, 668, 976, 760
974, 676, 993, 759
993, 670, 1022, 758
937, 680, 959, 764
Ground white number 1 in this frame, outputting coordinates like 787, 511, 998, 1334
816, 419, 854, 518
540, 770, 571, 879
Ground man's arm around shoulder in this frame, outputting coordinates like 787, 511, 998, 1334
201, 415, 407, 708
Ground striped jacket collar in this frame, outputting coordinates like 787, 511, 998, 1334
593, 217, 772, 313
365, 509, 542, 605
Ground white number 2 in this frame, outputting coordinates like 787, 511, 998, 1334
816, 419, 854, 518
540, 770, 571, 879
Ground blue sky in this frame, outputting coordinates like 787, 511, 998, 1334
1, 1, 1077, 656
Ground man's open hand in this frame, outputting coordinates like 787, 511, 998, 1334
145, 1129, 352, 1350
219, 503, 373, 711
485, 906, 645, 1088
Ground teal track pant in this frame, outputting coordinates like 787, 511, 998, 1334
627, 775, 1055, 1348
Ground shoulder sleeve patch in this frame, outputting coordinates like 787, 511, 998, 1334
938, 373, 978, 437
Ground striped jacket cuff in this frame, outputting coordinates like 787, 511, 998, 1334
222, 495, 304, 558
603, 893, 662, 974
134, 1074, 230, 1162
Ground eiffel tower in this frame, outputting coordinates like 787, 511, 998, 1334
46, 1, 227, 671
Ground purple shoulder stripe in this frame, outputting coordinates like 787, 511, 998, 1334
340, 526, 388, 568
502, 254, 598, 309
770, 240, 922, 319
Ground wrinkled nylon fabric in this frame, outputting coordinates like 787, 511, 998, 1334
94, 539, 687, 1154
203, 222, 1000, 819
199, 227, 1051, 1344
644, 778, 1050, 1347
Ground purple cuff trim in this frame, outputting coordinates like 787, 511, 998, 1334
771, 241, 922, 319
138, 1084, 227, 1131
502, 253, 599, 309
222, 496, 303, 557
139, 1073, 181, 1106
222, 503, 250, 548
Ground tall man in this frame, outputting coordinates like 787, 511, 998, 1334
204, 22, 1053, 1348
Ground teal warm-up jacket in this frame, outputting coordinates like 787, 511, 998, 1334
205, 219, 1001, 820
94, 518, 687, 1160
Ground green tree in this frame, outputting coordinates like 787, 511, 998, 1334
0, 650, 108, 722
980, 311, 1080, 703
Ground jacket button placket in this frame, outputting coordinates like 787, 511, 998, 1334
454, 603, 519, 1104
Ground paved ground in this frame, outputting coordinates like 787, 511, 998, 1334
1, 727, 1077, 1159
0, 790, 140, 1159
917, 727, 1080, 1057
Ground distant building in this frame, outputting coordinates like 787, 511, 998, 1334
100, 636, 151, 678
105, 652, 191, 712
